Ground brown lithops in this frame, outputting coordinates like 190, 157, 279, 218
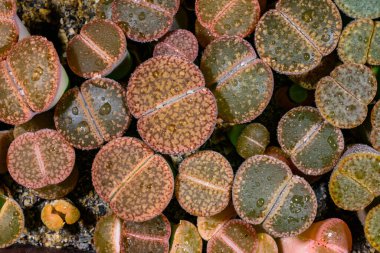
255, 0, 342, 74
92, 137, 174, 222
195, 0, 261, 38
176, 150, 233, 217
315, 64, 377, 129
236, 123, 270, 159
170, 220, 202, 253
0, 36, 69, 125
334, 0, 380, 19
41, 199, 80, 231
195, 19, 216, 48
112, 0, 180, 42
7, 129, 75, 189
127, 55, 217, 155
54, 78, 131, 150
0, 130, 13, 174
371, 100, 380, 151
13, 110, 55, 139
201, 36, 273, 124
67, 19, 127, 79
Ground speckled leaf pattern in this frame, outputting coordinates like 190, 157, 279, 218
368, 22, 380, 65
0, 195, 24, 248
371, 100, 380, 151
0, 18, 17, 60
236, 123, 270, 159
0, 0, 16, 17
170, 220, 202, 253
94, 214, 122, 253
365, 204, 380, 251
334, 0, 380, 19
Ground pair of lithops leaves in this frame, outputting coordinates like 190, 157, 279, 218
315, 64, 377, 129
0, 36, 69, 125
41, 199, 80, 231
235, 123, 270, 159
255, 0, 342, 75
329, 144, 380, 211
370, 100, 380, 151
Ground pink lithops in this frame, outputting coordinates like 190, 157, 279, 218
200, 36, 273, 124
371, 100, 380, 151
315, 64, 377, 129
153, 29, 198, 62
176, 150, 234, 217
7, 129, 75, 189
255, 0, 342, 75
127, 55, 217, 155
279, 218, 352, 253
170, 220, 202, 253
0, 36, 69, 125
54, 78, 131, 150
0, 130, 13, 174
207, 219, 258, 253
67, 19, 127, 79
112, 0, 180, 42
92, 137, 174, 222
195, 0, 261, 38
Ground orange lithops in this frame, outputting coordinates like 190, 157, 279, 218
41, 199, 81, 231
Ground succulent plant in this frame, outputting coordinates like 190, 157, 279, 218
329, 144, 380, 211
0, 129, 13, 174
13, 110, 55, 138
256, 233, 278, 253
7, 129, 75, 189
232, 155, 317, 238
127, 55, 217, 155
94, 214, 122, 253
334, 0, 380, 19
255, 0, 342, 75
112, 0, 180, 42
0, 194, 24, 248
279, 218, 352, 253
92, 137, 174, 222
170, 220, 202, 253
278, 106, 344, 176
41, 199, 80, 231
338, 19, 380, 65
153, 29, 198, 62
207, 219, 258, 253
200, 36, 273, 124
0, 36, 69, 125
54, 78, 131, 150
195, 0, 261, 38
371, 100, 380, 151
194, 19, 216, 48
315, 64, 377, 129
236, 123, 270, 159
175, 150, 233, 217
365, 203, 380, 252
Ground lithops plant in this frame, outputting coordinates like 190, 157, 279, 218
0, 130, 13, 174
329, 144, 380, 211
236, 123, 270, 159
13, 110, 55, 138
278, 106, 344, 176
207, 219, 258, 253
338, 19, 380, 65
315, 64, 377, 129
232, 155, 317, 238
200, 36, 273, 124
112, 0, 180, 42
195, 0, 260, 38
176, 150, 234, 217
7, 129, 75, 189
127, 55, 217, 155
170, 220, 202, 253
365, 204, 380, 251
55, 78, 131, 150
92, 137, 174, 222
153, 29, 198, 62
194, 19, 216, 48
255, 0, 342, 75
94, 214, 122, 253
0, 194, 24, 248
371, 100, 380, 151
0, 36, 69, 125
279, 218, 352, 253
41, 199, 80, 231
256, 233, 278, 253
334, 0, 380, 19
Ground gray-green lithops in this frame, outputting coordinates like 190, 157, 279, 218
0, 194, 24, 248
334, 0, 380, 19
236, 123, 270, 159
365, 204, 380, 251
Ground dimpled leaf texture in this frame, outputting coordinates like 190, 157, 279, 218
365, 204, 380, 251
233, 155, 317, 238
329, 144, 380, 211
335, 0, 380, 19
0, 195, 24, 248
54, 78, 131, 150
127, 55, 217, 155
92, 137, 174, 222
201, 36, 273, 124
170, 220, 202, 253
371, 100, 380, 151
315, 64, 377, 129
278, 107, 344, 175
255, 0, 342, 74
112, 0, 180, 42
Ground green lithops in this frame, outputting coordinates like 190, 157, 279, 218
170, 220, 202, 253
329, 144, 380, 211
0, 194, 24, 248
201, 36, 273, 124
365, 204, 380, 251
255, 0, 342, 74
195, 19, 216, 48
338, 19, 380, 65
334, 0, 380, 19
278, 106, 344, 176
232, 155, 317, 238
236, 123, 270, 159
315, 64, 377, 129
0, 130, 13, 174
371, 100, 380, 151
